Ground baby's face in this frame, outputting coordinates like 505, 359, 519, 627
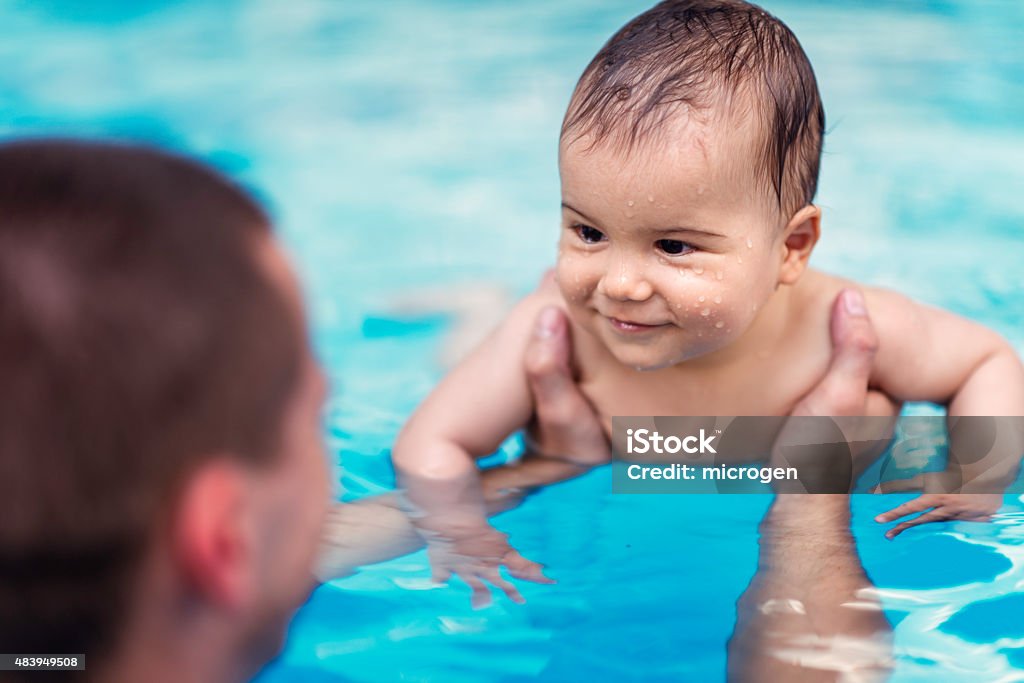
557, 116, 787, 371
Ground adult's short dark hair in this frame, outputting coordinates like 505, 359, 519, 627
562, 0, 825, 219
0, 139, 303, 674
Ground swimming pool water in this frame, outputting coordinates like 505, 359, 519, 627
2, 1, 1022, 680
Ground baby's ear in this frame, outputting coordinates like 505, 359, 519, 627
777, 204, 821, 286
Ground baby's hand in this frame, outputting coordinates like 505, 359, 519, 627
419, 519, 553, 608
874, 493, 1002, 539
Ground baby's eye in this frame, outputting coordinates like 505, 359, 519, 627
656, 239, 694, 256
574, 224, 606, 244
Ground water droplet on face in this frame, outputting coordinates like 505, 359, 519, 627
737, 256, 743, 264
698, 295, 706, 302
627, 200, 635, 207
694, 267, 704, 275
697, 186, 706, 195
713, 295, 722, 304
647, 195, 654, 203
746, 238, 753, 249
715, 321, 725, 328
700, 308, 710, 316
715, 271, 723, 280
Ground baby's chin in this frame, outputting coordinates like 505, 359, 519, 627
607, 341, 714, 372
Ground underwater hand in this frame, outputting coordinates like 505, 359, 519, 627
875, 493, 1002, 539
401, 468, 554, 608
421, 519, 554, 608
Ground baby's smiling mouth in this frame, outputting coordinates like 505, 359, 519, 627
605, 315, 671, 334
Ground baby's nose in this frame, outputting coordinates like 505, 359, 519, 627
598, 258, 654, 302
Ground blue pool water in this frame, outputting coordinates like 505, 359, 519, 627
2, 1, 1023, 680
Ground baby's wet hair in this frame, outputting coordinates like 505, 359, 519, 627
562, 0, 824, 219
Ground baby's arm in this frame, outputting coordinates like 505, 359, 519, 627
864, 289, 1024, 534
865, 289, 1024, 415
392, 284, 561, 602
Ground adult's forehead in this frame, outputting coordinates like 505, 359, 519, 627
252, 233, 325, 404
252, 234, 311, 334
254, 234, 297, 294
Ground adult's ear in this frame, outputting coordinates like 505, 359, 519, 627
172, 459, 255, 611
777, 204, 821, 286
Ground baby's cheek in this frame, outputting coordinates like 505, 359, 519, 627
671, 284, 746, 339
555, 252, 593, 304
707, 286, 770, 341
659, 270, 727, 318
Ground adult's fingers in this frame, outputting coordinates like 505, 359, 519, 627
826, 288, 879, 392
792, 288, 878, 417
524, 306, 610, 465
524, 306, 574, 423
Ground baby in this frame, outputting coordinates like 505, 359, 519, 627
394, 0, 1024, 601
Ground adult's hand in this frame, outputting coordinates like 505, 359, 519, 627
790, 288, 891, 418
772, 288, 997, 537
770, 288, 896, 492
523, 303, 611, 467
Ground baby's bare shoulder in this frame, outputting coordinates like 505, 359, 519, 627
795, 270, 1003, 389
796, 269, 916, 322
796, 268, 858, 307
799, 270, 955, 336
786, 269, 911, 366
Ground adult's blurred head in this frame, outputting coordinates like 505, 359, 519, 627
0, 140, 330, 682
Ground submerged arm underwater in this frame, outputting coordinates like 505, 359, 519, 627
316, 450, 598, 583
732, 292, 895, 681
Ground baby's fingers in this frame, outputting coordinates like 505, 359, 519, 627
874, 496, 936, 524
503, 549, 556, 585
461, 574, 494, 609
481, 567, 526, 605
885, 508, 948, 539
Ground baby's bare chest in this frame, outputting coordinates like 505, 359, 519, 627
579, 343, 832, 439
